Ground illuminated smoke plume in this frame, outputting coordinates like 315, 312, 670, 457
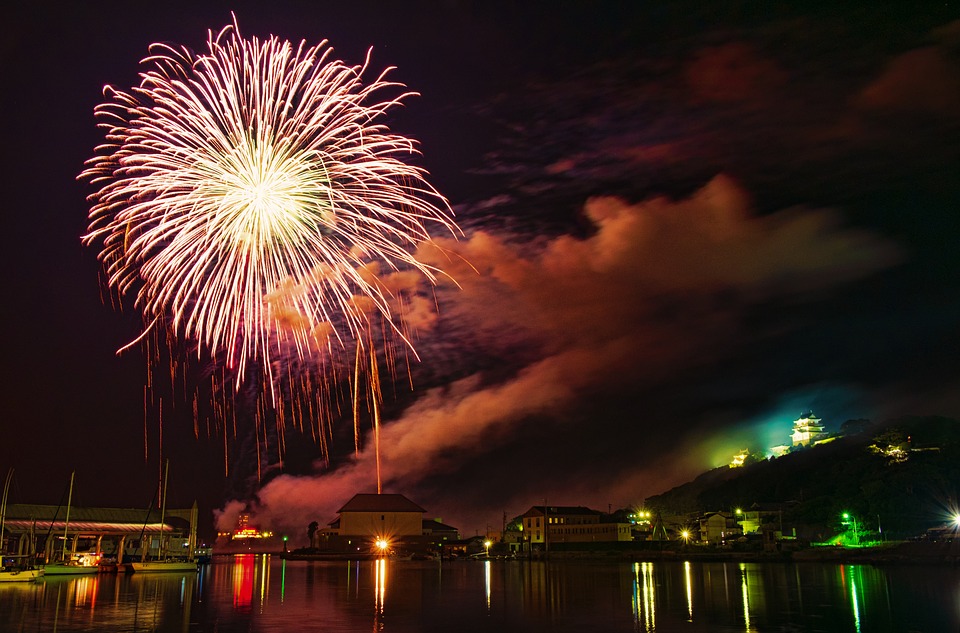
225, 175, 901, 537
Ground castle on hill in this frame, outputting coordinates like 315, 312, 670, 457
735, 411, 832, 464
790, 411, 826, 446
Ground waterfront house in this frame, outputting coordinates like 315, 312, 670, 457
697, 512, 742, 545
520, 505, 632, 548
316, 493, 458, 555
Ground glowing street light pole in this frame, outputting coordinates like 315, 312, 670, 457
841, 513, 860, 546
484, 540, 492, 559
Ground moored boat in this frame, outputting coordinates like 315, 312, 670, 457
42, 473, 102, 576
43, 553, 101, 576
130, 461, 197, 574
130, 560, 197, 573
0, 565, 43, 582
0, 471, 43, 582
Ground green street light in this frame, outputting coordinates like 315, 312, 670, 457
841, 512, 859, 546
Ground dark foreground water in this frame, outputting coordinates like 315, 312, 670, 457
0, 556, 957, 632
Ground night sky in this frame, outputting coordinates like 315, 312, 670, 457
3, 1, 959, 541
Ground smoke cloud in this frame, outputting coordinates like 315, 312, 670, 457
219, 174, 900, 539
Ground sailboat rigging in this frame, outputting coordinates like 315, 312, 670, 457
130, 460, 197, 573
43, 471, 100, 575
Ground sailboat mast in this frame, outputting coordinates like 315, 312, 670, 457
0, 469, 13, 551
158, 459, 169, 559
61, 471, 75, 562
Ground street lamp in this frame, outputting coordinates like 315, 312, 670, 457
841, 513, 860, 546
375, 538, 390, 557
484, 540, 492, 558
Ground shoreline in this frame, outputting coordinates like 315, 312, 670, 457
266, 540, 960, 566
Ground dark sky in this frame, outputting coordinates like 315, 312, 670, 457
2, 1, 959, 541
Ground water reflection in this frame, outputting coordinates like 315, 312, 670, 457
632, 561, 656, 631
739, 562, 752, 632
0, 558, 953, 632
484, 559, 491, 611
373, 557, 386, 615
231, 553, 255, 611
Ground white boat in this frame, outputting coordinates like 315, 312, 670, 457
0, 563, 44, 582
0, 470, 42, 582
131, 460, 197, 574
129, 560, 197, 573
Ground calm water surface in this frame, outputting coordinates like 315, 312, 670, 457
0, 556, 956, 632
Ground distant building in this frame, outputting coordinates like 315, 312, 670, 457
214, 511, 282, 554
698, 512, 742, 544
316, 493, 458, 555
770, 444, 791, 458
520, 505, 631, 547
334, 493, 426, 538
730, 449, 750, 468
734, 503, 799, 550
791, 411, 825, 446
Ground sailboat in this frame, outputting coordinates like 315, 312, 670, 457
43, 472, 100, 576
0, 469, 43, 582
130, 460, 196, 573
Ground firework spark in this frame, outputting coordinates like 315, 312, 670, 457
80, 19, 458, 475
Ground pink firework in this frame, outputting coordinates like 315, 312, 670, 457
80, 19, 457, 473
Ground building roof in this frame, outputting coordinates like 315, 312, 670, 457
337, 493, 426, 514
421, 518, 459, 533
523, 505, 601, 518
2, 520, 172, 534
0, 504, 189, 535
4, 504, 189, 525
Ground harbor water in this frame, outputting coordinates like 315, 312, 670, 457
0, 556, 956, 632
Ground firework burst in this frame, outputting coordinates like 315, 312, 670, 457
81, 19, 458, 477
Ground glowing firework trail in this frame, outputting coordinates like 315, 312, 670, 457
81, 19, 458, 478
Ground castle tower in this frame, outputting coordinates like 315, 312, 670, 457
791, 411, 825, 446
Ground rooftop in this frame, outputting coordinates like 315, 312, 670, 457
338, 493, 427, 514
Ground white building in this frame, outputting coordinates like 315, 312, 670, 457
790, 411, 825, 446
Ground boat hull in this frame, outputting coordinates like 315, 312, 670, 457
43, 564, 99, 576
130, 561, 197, 573
0, 569, 43, 582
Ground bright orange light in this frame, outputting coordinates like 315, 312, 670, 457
375, 538, 390, 551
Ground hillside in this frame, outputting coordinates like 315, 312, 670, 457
646, 416, 960, 539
